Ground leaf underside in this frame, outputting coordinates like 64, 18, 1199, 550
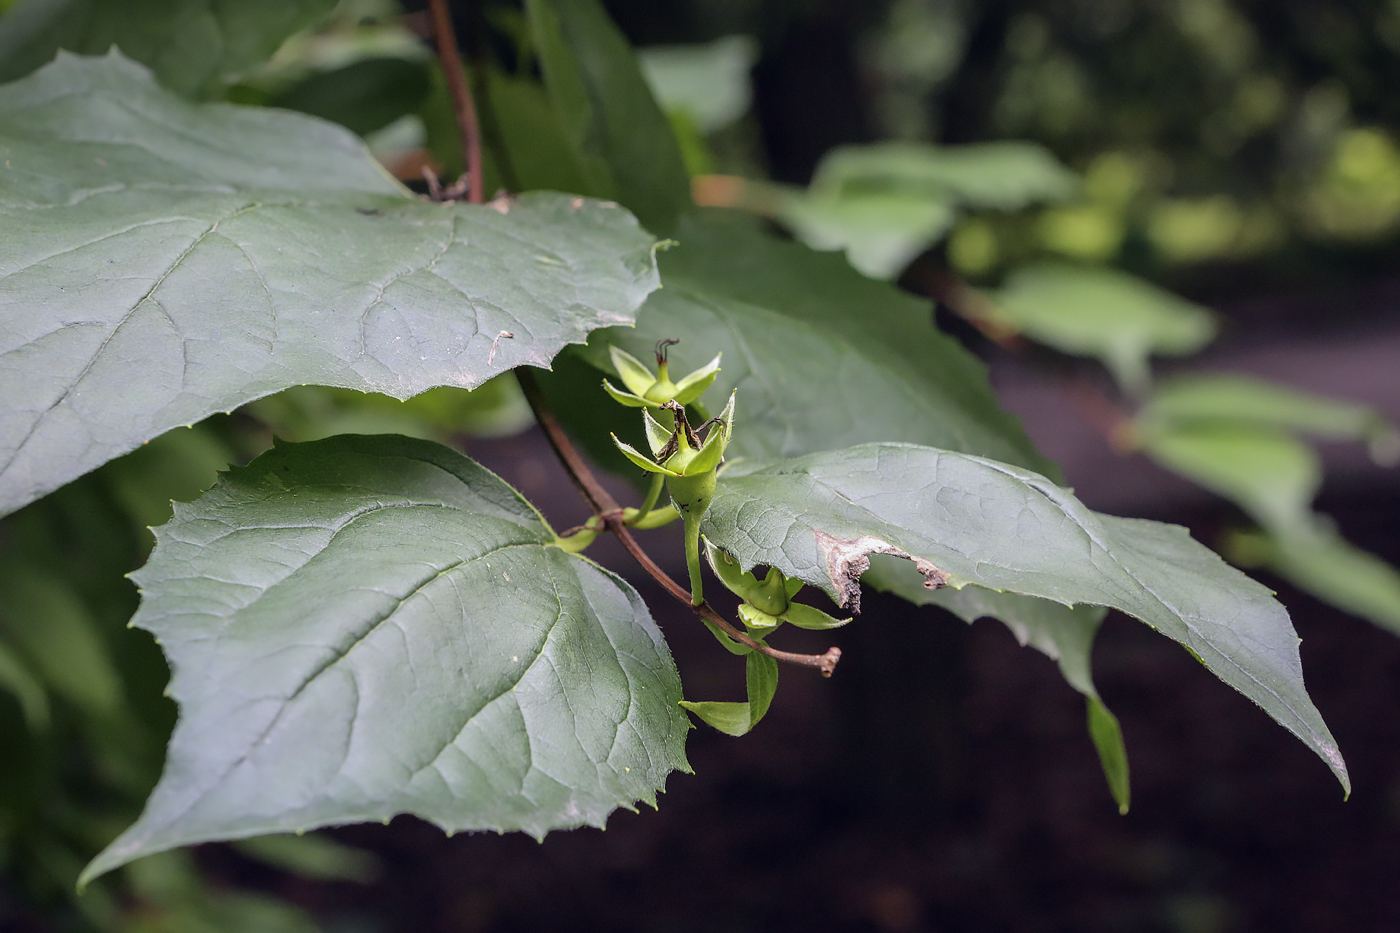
81, 434, 689, 885
705, 443, 1348, 793
0, 53, 661, 518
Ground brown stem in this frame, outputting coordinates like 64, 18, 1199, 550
426, 0, 483, 204
515, 369, 842, 677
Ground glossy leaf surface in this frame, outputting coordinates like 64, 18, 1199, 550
0, 53, 660, 517
82, 434, 689, 884
704, 443, 1347, 792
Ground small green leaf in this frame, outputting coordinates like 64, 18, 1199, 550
1227, 526, 1400, 636
737, 603, 781, 630
1140, 423, 1320, 534
232, 833, 379, 883
705, 443, 1347, 793
0, 561, 122, 717
776, 188, 956, 280
525, 0, 691, 234
777, 602, 851, 630
1140, 374, 1400, 465
610, 345, 658, 397
811, 141, 1080, 211
0, 53, 661, 518
1087, 697, 1131, 815
638, 35, 758, 133
0, 638, 49, 730
0, 0, 335, 96
679, 652, 778, 737
612, 436, 679, 475
989, 264, 1217, 395
80, 434, 688, 885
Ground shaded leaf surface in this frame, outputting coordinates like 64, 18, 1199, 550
577, 212, 1053, 474
0, 53, 660, 517
0, 0, 334, 96
525, 0, 691, 235
704, 443, 1347, 791
82, 434, 688, 883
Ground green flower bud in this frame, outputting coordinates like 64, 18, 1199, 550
602, 340, 721, 411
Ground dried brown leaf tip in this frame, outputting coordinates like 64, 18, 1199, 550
814, 531, 948, 613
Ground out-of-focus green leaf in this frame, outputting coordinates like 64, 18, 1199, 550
1140, 424, 1320, 535
1227, 526, 1400, 636
1140, 374, 1400, 465
0, 562, 122, 717
525, 0, 691, 234
0, 638, 48, 730
638, 35, 757, 133
574, 211, 1055, 475
232, 833, 379, 883
0, 0, 335, 97
773, 141, 1076, 279
101, 425, 235, 536
811, 141, 1080, 210
269, 56, 429, 137
0, 53, 661, 518
867, 555, 1128, 812
776, 189, 956, 279
82, 434, 688, 884
704, 443, 1347, 793
126, 850, 322, 933
989, 263, 1217, 395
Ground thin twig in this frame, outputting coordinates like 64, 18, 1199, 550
426, 0, 483, 204
515, 369, 842, 677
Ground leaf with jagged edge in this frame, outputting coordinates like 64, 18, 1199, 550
80, 434, 689, 885
0, 0, 335, 97
572, 211, 1055, 475
866, 556, 1128, 813
0, 52, 660, 518
703, 443, 1348, 794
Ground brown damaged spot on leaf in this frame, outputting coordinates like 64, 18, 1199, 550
814, 531, 948, 613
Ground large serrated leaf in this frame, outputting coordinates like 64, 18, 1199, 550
0, 0, 335, 96
576, 211, 1054, 474
80, 434, 689, 885
703, 442, 1347, 792
0, 52, 661, 518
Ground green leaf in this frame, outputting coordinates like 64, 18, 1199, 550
577, 211, 1054, 474
525, 0, 691, 235
638, 35, 757, 133
1227, 526, 1400, 636
0, 560, 122, 717
1140, 374, 1400, 465
811, 141, 1080, 211
866, 557, 1128, 811
776, 188, 956, 280
81, 434, 689, 885
1140, 423, 1320, 534
0, 52, 661, 518
0, 0, 335, 97
1087, 697, 1130, 815
0, 638, 49, 730
679, 651, 778, 737
269, 57, 430, 137
232, 833, 379, 883
988, 263, 1218, 395
703, 443, 1348, 793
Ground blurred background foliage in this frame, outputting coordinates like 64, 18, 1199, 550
2, 0, 1399, 929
